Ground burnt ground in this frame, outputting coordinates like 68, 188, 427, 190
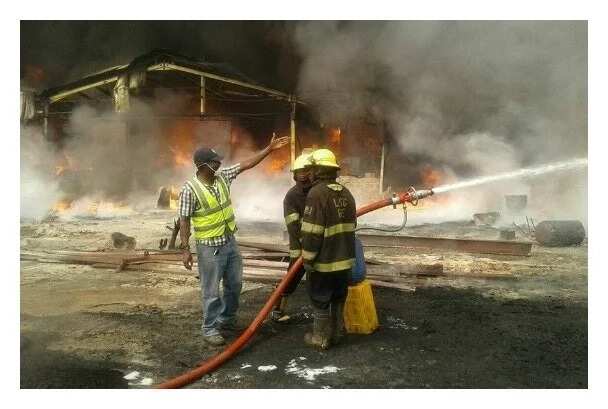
20, 212, 587, 389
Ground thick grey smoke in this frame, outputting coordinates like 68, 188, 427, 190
20, 93, 294, 221
20, 126, 62, 220
294, 21, 587, 224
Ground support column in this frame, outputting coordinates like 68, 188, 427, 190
42, 103, 49, 140
379, 140, 386, 195
290, 101, 296, 169
200, 76, 206, 115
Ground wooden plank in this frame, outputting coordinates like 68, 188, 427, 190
367, 263, 444, 277
358, 234, 532, 256
237, 241, 289, 253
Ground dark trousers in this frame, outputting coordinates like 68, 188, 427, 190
282, 259, 306, 296
307, 269, 349, 310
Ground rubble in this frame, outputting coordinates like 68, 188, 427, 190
111, 232, 136, 249
535, 220, 586, 247
473, 212, 500, 226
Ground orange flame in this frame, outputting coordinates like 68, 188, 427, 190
420, 165, 445, 187
52, 200, 72, 212
329, 127, 342, 145
419, 165, 454, 206
166, 120, 196, 169
262, 146, 290, 175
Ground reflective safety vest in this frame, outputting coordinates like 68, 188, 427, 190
186, 175, 237, 240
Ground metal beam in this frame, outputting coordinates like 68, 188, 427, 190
358, 234, 533, 256
290, 102, 296, 169
48, 77, 119, 103
147, 63, 295, 102
200, 76, 206, 115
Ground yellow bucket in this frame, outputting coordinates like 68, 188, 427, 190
344, 280, 379, 334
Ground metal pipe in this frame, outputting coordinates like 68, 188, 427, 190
156, 187, 433, 389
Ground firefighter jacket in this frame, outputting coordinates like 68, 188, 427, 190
300, 178, 357, 273
283, 184, 311, 261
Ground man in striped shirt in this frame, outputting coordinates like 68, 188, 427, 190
179, 135, 288, 346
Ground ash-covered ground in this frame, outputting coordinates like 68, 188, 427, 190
20, 210, 587, 388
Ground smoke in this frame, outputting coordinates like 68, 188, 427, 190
20, 88, 294, 222
20, 126, 63, 220
293, 21, 587, 224
20, 21, 299, 92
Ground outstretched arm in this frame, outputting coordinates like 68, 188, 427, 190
239, 134, 289, 173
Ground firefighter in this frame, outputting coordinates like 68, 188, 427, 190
271, 152, 313, 322
179, 134, 289, 346
300, 148, 357, 349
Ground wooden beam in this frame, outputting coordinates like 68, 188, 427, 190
358, 234, 533, 256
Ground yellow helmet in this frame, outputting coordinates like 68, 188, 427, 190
310, 148, 340, 168
292, 153, 312, 171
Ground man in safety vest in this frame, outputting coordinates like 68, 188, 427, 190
179, 134, 289, 346
271, 152, 313, 322
300, 149, 357, 349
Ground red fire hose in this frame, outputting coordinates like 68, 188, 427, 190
155, 187, 433, 389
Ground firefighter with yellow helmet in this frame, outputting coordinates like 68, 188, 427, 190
271, 152, 314, 322
300, 148, 357, 349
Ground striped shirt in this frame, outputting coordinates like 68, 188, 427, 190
178, 163, 241, 246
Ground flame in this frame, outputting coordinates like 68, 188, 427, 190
50, 198, 132, 217
329, 127, 342, 145
166, 120, 196, 169
262, 146, 290, 175
418, 165, 454, 207
54, 152, 78, 177
420, 165, 445, 187
169, 147, 191, 168
52, 199, 73, 212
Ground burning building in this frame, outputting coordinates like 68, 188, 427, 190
20, 49, 399, 219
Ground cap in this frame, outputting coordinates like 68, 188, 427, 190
193, 147, 224, 167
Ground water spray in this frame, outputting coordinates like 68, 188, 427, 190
432, 157, 587, 194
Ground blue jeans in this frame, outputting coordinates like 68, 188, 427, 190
196, 236, 243, 336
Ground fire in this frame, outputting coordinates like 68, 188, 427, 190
329, 127, 342, 145
418, 165, 453, 207
169, 147, 191, 168
52, 199, 72, 212
262, 146, 290, 175
328, 127, 342, 158
49, 198, 133, 218
420, 165, 445, 187
166, 120, 196, 169
54, 152, 78, 177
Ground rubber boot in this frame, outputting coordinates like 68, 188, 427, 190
304, 307, 331, 350
271, 297, 291, 323
330, 300, 345, 345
